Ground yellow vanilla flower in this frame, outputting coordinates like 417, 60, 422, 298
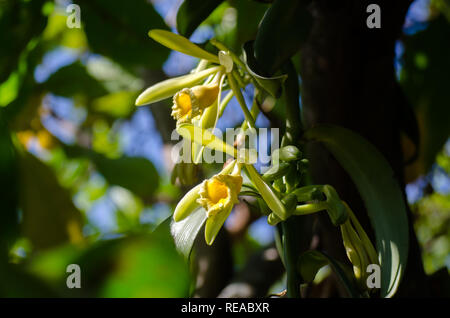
172, 161, 242, 245
197, 174, 242, 218
171, 84, 219, 124
197, 172, 242, 245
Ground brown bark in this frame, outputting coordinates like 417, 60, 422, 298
301, 0, 429, 296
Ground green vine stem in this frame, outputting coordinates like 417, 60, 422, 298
280, 60, 304, 298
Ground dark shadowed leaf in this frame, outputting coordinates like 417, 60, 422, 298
18, 151, 83, 250
93, 155, 160, 198
0, 261, 57, 297
43, 62, 108, 98
0, 0, 48, 83
73, 0, 169, 71
305, 124, 409, 298
176, 0, 224, 38
242, 41, 287, 98
253, 0, 312, 75
0, 119, 19, 250
0, 0, 49, 107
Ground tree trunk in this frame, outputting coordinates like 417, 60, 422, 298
301, 0, 429, 296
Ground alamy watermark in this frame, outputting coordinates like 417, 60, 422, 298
66, 264, 81, 289
66, 4, 81, 29
171, 127, 279, 173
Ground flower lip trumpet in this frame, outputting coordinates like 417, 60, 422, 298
171, 83, 219, 124
197, 172, 242, 218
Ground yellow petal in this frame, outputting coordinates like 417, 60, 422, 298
204, 203, 233, 245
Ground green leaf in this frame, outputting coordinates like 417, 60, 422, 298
305, 124, 409, 298
43, 62, 108, 98
0, 0, 48, 84
92, 91, 138, 118
18, 151, 83, 250
40, 232, 191, 297
242, 41, 287, 98
0, 261, 57, 297
176, 0, 225, 38
149, 29, 219, 63
99, 233, 191, 297
170, 206, 207, 258
253, 0, 312, 75
298, 250, 361, 298
73, 0, 169, 71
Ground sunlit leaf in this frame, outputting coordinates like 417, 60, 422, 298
92, 91, 138, 118
170, 207, 207, 258
99, 233, 191, 297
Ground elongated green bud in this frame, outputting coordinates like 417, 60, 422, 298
149, 29, 219, 63
173, 184, 202, 222
135, 66, 221, 106
245, 164, 287, 220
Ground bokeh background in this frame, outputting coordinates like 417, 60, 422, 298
0, 0, 448, 297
